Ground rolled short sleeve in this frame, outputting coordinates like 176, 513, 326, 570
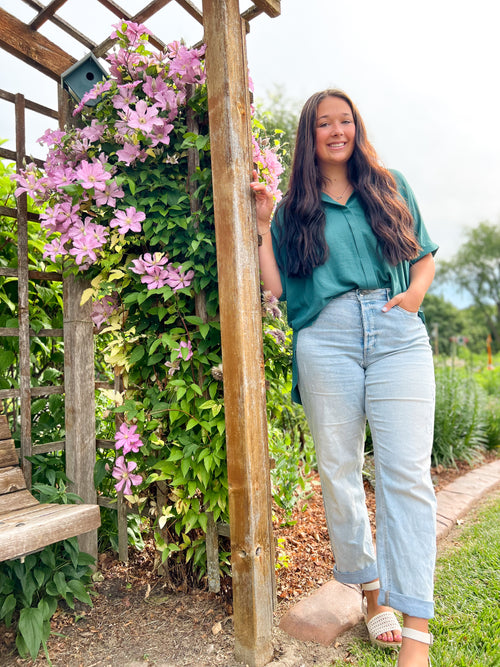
391, 170, 439, 264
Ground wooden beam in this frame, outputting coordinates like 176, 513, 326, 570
0, 8, 75, 81
22, 0, 97, 51
0, 88, 58, 118
176, 0, 204, 24
251, 0, 281, 18
202, 2, 274, 666
29, 0, 68, 30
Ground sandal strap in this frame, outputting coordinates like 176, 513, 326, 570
366, 611, 402, 638
402, 627, 434, 645
361, 580, 380, 592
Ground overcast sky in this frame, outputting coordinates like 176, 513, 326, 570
1, 0, 499, 304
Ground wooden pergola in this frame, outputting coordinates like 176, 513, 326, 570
0, 1, 281, 665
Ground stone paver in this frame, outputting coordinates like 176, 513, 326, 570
436, 458, 500, 540
278, 581, 363, 647
279, 458, 500, 645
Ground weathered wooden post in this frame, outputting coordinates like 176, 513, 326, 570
60, 86, 98, 561
63, 274, 98, 559
14, 93, 33, 486
202, 1, 275, 665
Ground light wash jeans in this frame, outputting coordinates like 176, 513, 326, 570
296, 289, 436, 619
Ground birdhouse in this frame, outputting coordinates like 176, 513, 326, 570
61, 53, 108, 106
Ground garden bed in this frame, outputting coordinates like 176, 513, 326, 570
0, 453, 496, 667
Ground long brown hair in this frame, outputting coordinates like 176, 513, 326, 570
277, 89, 421, 278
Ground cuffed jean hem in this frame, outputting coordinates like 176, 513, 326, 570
333, 562, 379, 586
381, 589, 435, 619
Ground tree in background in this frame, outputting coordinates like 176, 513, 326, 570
422, 293, 492, 356
436, 221, 500, 351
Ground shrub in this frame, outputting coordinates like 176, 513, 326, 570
0, 540, 94, 660
433, 362, 488, 467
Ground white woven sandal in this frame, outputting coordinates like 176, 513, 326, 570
361, 581, 402, 649
398, 627, 433, 666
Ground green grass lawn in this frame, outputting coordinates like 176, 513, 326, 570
335, 492, 500, 666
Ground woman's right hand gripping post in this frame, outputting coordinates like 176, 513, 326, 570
250, 170, 283, 298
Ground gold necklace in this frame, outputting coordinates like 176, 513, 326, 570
326, 183, 350, 201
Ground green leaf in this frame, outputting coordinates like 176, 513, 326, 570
18, 607, 44, 660
0, 594, 16, 626
198, 512, 208, 533
129, 345, 145, 365
67, 579, 93, 606
53, 571, 68, 597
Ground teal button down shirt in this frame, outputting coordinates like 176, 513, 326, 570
271, 170, 438, 403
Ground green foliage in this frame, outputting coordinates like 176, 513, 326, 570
423, 292, 491, 356
474, 356, 500, 451
0, 156, 65, 445
433, 361, 488, 467
0, 539, 94, 660
254, 85, 300, 190
436, 220, 500, 350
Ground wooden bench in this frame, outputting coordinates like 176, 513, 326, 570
0, 414, 101, 562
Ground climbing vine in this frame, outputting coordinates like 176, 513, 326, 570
13, 20, 293, 576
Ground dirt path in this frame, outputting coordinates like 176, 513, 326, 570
0, 458, 497, 667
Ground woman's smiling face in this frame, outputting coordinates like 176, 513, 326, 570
315, 95, 356, 170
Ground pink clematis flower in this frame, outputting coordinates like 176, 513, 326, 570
112, 82, 140, 110
115, 141, 141, 166
43, 237, 68, 262
165, 266, 194, 292
140, 266, 170, 290
130, 252, 169, 276
80, 119, 106, 142
127, 100, 160, 134
75, 159, 109, 191
38, 128, 66, 147
45, 166, 78, 191
94, 179, 125, 207
109, 206, 145, 234
112, 456, 142, 495
149, 118, 174, 147
91, 294, 118, 330
68, 240, 97, 266
175, 340, 193, 361
39, 201, 81, 233
111, 20, 152, 47
114, 423, 144, 455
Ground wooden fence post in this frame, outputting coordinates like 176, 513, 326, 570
202, 2, 274, 665
14, 93, 32, 485
63, 274, 98, 560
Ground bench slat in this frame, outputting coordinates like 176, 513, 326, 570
0, 415, 101, 561
0, 440, 18, 468
0, 489, 40, 514
0, 414, 11, 441
0, 503, 101, 562
0, 467, 27, 495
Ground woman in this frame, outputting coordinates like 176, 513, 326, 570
251, 89, 438, 666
